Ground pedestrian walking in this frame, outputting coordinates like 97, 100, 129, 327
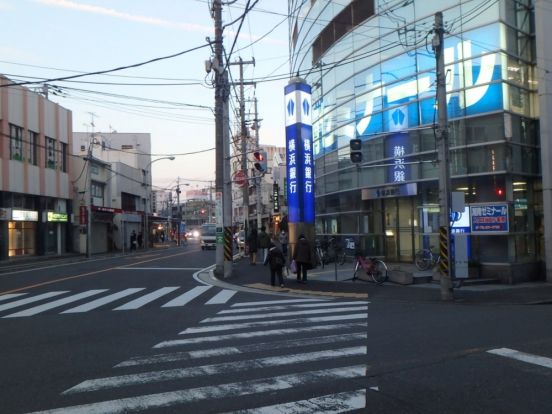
137, 231, 143, 248
130, 230, 137, 251
258, 226, 270, 262
264, 242, 285, 287
278, 229, 289, 257
292, 233, 312, 283
247, 228, 258, 265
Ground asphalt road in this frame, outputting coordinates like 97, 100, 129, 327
1, 240, 551, 413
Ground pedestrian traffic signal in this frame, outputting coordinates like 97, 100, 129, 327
350, 138, 362, 163
253, 150, 267, 172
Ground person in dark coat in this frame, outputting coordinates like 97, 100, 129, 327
258, 226, 270, 262
293, 233, 312, 283
130, 230, 137, 251
264, 242, 285, 287
247, 228, 258, 265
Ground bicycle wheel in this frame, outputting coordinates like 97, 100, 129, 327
415, 250, 430, 271
370, 260, 388, 285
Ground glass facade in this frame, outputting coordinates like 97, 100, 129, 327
289, 0, 539, 271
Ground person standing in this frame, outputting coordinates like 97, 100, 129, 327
278, 230, 289, 258
264, 242, 285, 287
130, 230, 137, 251
293, 233, 312, 283
258, 226, 270, 262
247, 228, 258, 265
137, 231, 143, 249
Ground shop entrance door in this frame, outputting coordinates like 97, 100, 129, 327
383, 197, 416, 262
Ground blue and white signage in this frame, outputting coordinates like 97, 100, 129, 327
385, 133, 411, 184
470, 203, 509, 233
285, 79, 315, 224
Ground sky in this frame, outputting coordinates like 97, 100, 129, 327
0, 0, 290, 192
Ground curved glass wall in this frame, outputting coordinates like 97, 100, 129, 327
289, 0, 539, 271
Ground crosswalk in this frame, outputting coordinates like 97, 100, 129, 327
24, 297, 370, 413
0, 285, 237, 318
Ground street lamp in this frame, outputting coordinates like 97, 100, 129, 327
143, 156, 175, 248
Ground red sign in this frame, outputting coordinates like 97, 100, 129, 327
234, 170, 247, 188
79, 206, 87, 225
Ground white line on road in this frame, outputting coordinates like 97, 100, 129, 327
487, 347, 552, 369
0, 293, 27, 302
161, 286, 212, 307
26, 366, 366, 414
61, 288, 145, 313
0, 291, 68, 312
63, 346, 367, 394
115, 333, 368, 368
218, 301, 369, 314
201, 306, 368, 323
231, 298, 329, 307
113, 287, 180, 310
180, 313, 368, 334
204, 289, 236, 305
116, 267, 203, 271
225, 389, 366, 413
3, 290, 108, 318
154, 322, 367, 348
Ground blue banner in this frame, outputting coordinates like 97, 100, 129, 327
470, 203, 509, 233
285, 79, 315, 224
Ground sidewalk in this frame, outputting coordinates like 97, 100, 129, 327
221, 255, 552, 305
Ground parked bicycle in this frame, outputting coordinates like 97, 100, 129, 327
352, 254, 388, 284
414, 245, 441, 271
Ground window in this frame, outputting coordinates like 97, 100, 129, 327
46, 137, 56, 169
60, 142, 67, 172
91, 181, 105, 199
9, 124, 23, 161
28, 131, 38, 165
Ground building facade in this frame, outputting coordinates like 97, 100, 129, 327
0, 75, 73, 260
289, 0, 541, 280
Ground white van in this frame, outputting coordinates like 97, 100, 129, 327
200, 223, 217, 250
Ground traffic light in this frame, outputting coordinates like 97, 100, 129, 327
253, 150, 267, 172
350, 138, 362, 163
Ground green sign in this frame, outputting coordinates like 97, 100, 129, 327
48, 212, 68, 222
216, 233, 224, 244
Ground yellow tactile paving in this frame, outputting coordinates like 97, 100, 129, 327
245, 283, 369, 299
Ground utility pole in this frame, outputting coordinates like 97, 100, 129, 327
86, 143, 93, 258
433, 11, 453, 301
253, 97, 262, 229
176, 177, 181, 246
228, 58, 255, 235
212, 0, 232, 277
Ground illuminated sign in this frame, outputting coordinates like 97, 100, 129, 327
48, 212, 68, 222
385, 133, 411, 184
272, 183, 280, 213
470, 203, 509, 233
12, 210, 38, 221
353, 25, 503, 137
285, 79, 315, 224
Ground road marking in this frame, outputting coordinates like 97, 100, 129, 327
245, 283, 369, 299
26, 366, 366, 414
0, 250, 191, 295
61, 288, 145, 313
181, 313, 368, 334
231, 298, 329, 307
0, 293, 27, 302
487, 348, 552, 369
3, 290, 108, 318
116, 267, 203, 271
0, 291, 68, 312
64, 346, 366, 394
218, 300, 369, 314
226, 389, 366, 413
113, 287, 180, 310
154, 322, 367, 348
201, 305, 368, 323
161, 286, 212, 307
115, 333, 367, 368
204, 289, 236, 304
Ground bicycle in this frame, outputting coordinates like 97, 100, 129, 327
414, 245, 441, 271
352, 254, 388, 284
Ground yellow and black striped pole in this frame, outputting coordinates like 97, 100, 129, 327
224, 226, 233, 262
439, 226, 449, 277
